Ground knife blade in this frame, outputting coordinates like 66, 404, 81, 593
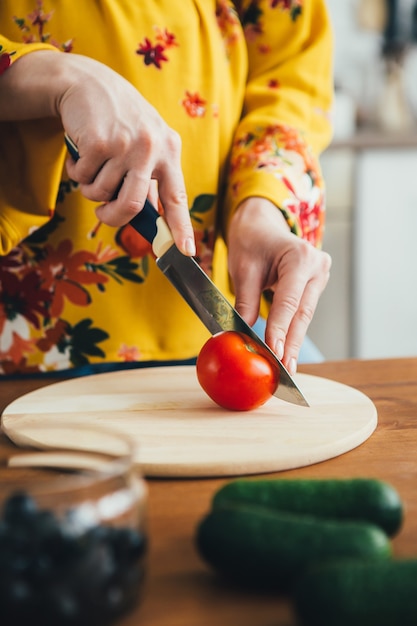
64, 135, 309, 407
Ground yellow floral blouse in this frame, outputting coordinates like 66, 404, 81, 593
0, 0, 333, 375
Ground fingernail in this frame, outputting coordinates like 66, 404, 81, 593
183, 237, 196, 256
288, 357, 297, 376
275, 340, 284, 361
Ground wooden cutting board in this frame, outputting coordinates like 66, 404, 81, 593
1, 366, 377, 477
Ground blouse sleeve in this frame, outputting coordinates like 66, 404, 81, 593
0, 36, 67, 255
223, 0, 334, 249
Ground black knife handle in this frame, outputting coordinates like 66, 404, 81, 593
64, 134, 159, 244
129, 202, 159, 244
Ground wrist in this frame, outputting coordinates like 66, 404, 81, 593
229, 196, 291, 238
0, 48, 71, 120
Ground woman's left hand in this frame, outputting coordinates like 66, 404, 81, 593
227, 197, 331, 376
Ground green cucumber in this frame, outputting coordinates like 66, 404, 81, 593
195, 504, 392, 591
294, 558, 417, 626
213, 478, 403, 536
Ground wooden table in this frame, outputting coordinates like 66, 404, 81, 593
1, 357, 417, 625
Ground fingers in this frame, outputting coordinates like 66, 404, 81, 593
265, 245, 331, 374
94, 168, 152, 225
65, 137, 114, 190
153, 135, 195, 255
227, 197, 331, 376
232, 260, 264, 329
66, 131, 195, 256
227, 197, 331, 373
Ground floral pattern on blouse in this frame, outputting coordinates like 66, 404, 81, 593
0, 225, 139, 372
13, 0, 73, 51
182, 91, 207, 118
216, 1, 241, 57
0, 44, 14, 74
235, 0, 303, 29
0, 182, 216, 373
136, 27, 178, 69
229, 123, 324, 246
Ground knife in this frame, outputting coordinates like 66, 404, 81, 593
64, 135, 309, 407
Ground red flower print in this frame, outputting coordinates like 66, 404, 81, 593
37, 240, 106, 288
228, 122, 324, 247
282, 175, 297, 196
27, 0, 54, 29
285, 198, 322, 245
36, 239, 108, 317
60, 39, 74, 53
117, 344, 141, 362
155, 28, 178, 49
268, 78, 280, 89
258, 43, 271, 54
0, 53, 11, 75
0, 268, 51, 329
237, 0, 302, 41
91, 241, 120, 265
0, 303, 6, 335
136, 27, 178, 69
182, 91, 207, 118
13, 2, 74, 51
0, 356, 41, 375
36, 319, 68, 352
264, 124, 306, 155
2, 332, 36, 366
0, 247, 25, 271
136, 38, 168, 69
216, 0, 241, 55
270, 0, 303, 20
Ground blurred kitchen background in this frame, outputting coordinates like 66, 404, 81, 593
309, 0, 417, 360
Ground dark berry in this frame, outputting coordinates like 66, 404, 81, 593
3, 492, 37, 525
110, 527, 147, 564
0, 491, 145, 625
47, 585, 82, 624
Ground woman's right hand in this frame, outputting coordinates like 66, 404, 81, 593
0, 50, 195, 255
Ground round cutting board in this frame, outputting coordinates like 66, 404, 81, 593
1, 366, 377, 477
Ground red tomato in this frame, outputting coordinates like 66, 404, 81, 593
196, 331, 280, 411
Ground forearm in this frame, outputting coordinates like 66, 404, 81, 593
222, 0, 333, 247
0, 49, 66, 120
0, 49, 127, 124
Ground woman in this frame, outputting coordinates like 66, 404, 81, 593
0, 0, 333, 377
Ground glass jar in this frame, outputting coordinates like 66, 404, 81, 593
0, 424, 147, 626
